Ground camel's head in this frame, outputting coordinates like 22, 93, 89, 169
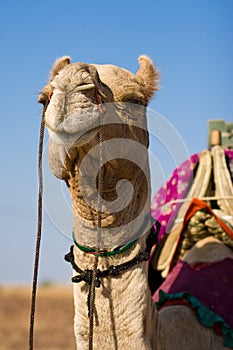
39, 56, 159, 246
39, 55, 159, 179
39, 56, 158, 135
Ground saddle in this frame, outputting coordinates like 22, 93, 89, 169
151, 146, 233, 277
150, 146, 233, 347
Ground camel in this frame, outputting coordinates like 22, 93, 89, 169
38, 55, 233, 349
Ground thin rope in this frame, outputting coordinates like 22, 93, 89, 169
28, 106, 46, 350
165, 195, 233, 206
88, 92, 104, 350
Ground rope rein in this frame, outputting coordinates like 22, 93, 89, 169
88, 90, 104, 349
29, 89, 104, 350
29, 103, 47, 350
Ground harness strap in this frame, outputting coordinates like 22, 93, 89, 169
65, 245, 149, 285
72, 213, 157, 256
65, 216, 159, 323
64, 222, 160, 287
73, 233, 137, 257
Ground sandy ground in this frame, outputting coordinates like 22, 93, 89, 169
0, 285, 76, 350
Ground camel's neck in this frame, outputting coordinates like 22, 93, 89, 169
65, 124, 155, 348
72, 236, 156, 350
67, 131, 152, 250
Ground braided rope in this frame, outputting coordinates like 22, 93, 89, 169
88, 92, 104, 350
28, 105, 46, 350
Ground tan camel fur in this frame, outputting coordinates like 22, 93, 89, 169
39, 56, 232, 349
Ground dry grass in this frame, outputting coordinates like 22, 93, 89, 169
0, 285, 76, 350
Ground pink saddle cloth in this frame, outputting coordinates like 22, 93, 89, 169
153, 258, 233, 347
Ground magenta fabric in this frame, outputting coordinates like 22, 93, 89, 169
153, 258, 233, 329
151, 154, 199, 242
225, 149, 233, 161
225, 149, 233, 178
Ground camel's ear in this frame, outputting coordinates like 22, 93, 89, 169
136, 55, 160, 103
38, 56, 71, 104
50, 56, 71, 80
38, 83, 52, 104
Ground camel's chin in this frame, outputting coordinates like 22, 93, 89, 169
47, 126, 99, 179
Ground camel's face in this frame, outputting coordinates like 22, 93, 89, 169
38, 56, 159, 178
40, 61, 113, 147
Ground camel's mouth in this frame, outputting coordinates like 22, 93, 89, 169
47, 125, 100, 148
45, 87, 105, 139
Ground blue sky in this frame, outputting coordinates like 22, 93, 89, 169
0, 0, 233, 284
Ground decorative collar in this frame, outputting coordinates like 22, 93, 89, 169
72, 214, 158, 257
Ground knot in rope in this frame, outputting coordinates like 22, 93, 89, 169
72, 269, 101, 287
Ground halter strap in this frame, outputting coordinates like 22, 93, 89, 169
72, 213, 157, 256
65, 222, 160, 285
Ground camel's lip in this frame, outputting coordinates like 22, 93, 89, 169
47, 124, 99, 148
44, 92, 103, 133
